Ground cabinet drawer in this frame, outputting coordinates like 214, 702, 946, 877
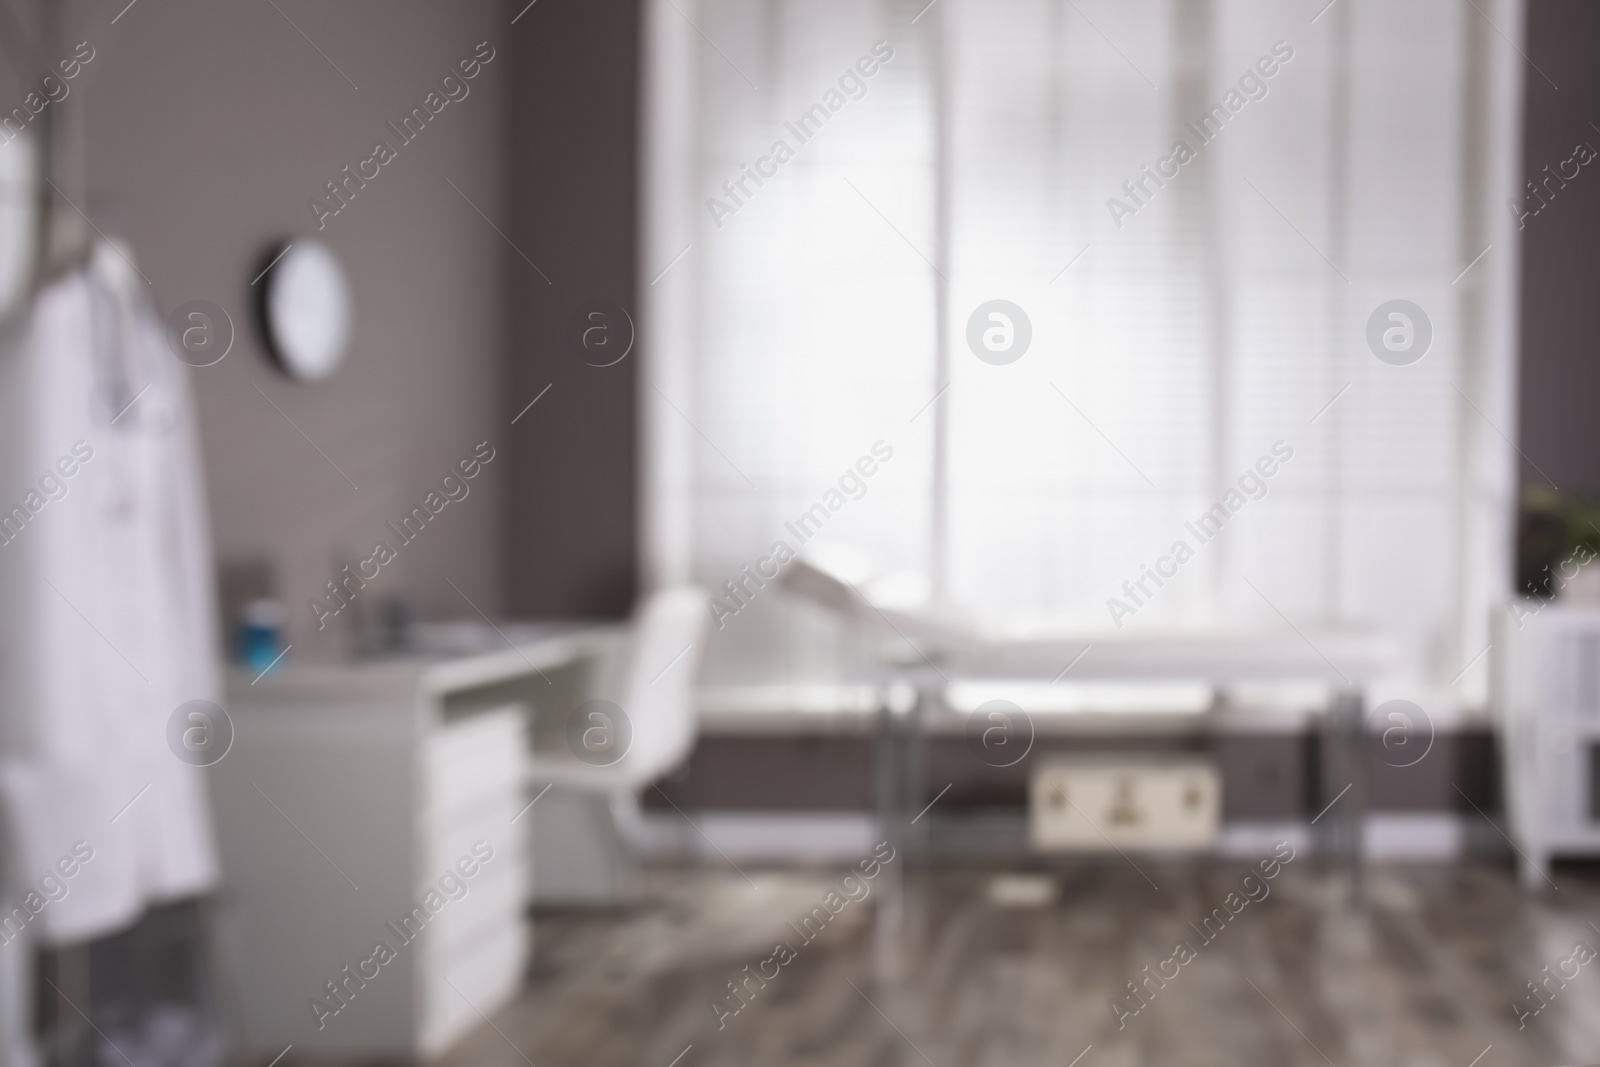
417, 864, 525, 960
423, 706, 527, 816
421, 796, 524, 884
419, 920, 529, 1058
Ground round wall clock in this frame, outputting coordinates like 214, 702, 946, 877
257, 239, 352, 382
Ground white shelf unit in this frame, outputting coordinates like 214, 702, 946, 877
1495, 602, 1600, 886
209, 626, 614, 1059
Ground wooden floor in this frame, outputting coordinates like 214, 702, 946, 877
439, 859, 1600, 1067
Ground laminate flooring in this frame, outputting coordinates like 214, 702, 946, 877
438, 858, 1600, 1067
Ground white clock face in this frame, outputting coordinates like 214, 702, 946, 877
264, 239, 351, 382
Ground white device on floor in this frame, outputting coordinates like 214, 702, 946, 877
1028, 757, 1220, 851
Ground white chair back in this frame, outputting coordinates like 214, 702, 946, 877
614, 586, 705, 788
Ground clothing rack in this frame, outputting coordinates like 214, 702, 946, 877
1, 7, 83, 1061
2, 11, 240, 1067
0, 0, 99, 325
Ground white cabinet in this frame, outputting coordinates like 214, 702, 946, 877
208, 627, 613, 1059
1496, 602, 1600, 886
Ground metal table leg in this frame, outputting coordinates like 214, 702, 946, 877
874, 698, 903, 978
1317, 687, 1366, 906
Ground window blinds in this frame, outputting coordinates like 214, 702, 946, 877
643, 0, 1523, 701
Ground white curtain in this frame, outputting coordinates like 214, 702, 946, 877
642, 0, 1523, 703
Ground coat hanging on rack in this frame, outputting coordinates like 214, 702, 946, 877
0, 237, 223, 946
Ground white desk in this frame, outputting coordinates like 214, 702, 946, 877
210, 622, 618, 1060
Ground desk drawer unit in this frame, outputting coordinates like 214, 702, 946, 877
416, 706, 530, 1057
212, 685, 536, 1060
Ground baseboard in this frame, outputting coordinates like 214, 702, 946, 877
1362, 813, 1465, 859
1225, 813, 1495, 860
638, 810, 1498, 864
634, 812, 879, 862
1215, 820, 1312, 858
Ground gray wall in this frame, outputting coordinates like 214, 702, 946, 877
652, 732, 1498, 817
72, 0, 510, 656
1518, 0, 1600, 493
2, 0, 645, 662
503, 0, 641, 619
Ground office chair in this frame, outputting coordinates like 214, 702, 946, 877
524, 586, 705, 903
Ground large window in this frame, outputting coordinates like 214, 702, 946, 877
642, 0, 1523, 704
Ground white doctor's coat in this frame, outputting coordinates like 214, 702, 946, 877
0, 240, 221, 945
